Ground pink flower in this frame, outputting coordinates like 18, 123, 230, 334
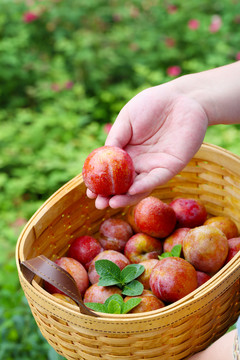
129, 43, 139, 51
209, 15, 222, 33
130, 6, 140, 18
23, 12, 38, 23
112, 13, 122, 22
51, 83, 61, 92
65, 81, 74, 89
165, 37, 175, 48
234, 15, 240, 24
167, 4, 178, 14
167, 66, 181, 77
11, 218, 28, 235
188, 19, 200, 30
104, 123, 112, 134
236, 52, 240, 61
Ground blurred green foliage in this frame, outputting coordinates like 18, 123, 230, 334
1, 0, 240, 358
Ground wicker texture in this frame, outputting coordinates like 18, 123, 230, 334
16, 143, 240, 360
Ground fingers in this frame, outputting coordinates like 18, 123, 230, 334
86, 188, 97, 199
86, 190, 110, 209
108, 191, 150, 209
88, 190, 150, 210
128, 168, 174, 196
105, 107, 132, 149
93, 191, 150, 210
86, 168, 171, 210
86, 168, 176, 210
95, 195, 110, 210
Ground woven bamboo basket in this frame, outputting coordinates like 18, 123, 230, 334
16, 143, 240, 360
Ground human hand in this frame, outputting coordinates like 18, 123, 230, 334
87, 81, 209, 209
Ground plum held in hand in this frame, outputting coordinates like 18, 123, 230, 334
134, 196, 176, 238
82, 145, 135, 196
149, 257, 198, 303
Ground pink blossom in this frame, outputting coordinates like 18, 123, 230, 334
130, 6, 140, 18
188, 19, 200, 30
209, 15, 222, 33
112, 13, 122, 22
167, 66, 181, 77
11, 218, 28, 235
129, 43, 139, 51
165, 37, 175, 48
51, 83, 61, 92
236, 52, 240, 61
167, 4, 178, 14
104, 123, 112, 134
12, 218, 27, 228
234, 15, 240, 24
23, 12, 38, 23
65, 81, 74, 89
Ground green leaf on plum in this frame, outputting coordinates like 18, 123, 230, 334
98, 277, 122, 287
85, 294, 142, 314
107, 299, 122, 314
171, 244, 182, 257
122, 280, 144, 296
158, 252, 172, 260
120, 264, 145, 284
95, 259, 121, 285
84, 302, 107, 313
105, 294, 123, 306
95, 260, 145, 297
159, 245, 182, 260
122, 298, 142, 314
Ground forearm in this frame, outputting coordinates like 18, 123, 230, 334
174, 61, 240, 126
188, 329, 237, 360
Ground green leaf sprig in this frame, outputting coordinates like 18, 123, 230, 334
158, 244, 182, 260
85, 294, 142, 314
95, 259, 145, 296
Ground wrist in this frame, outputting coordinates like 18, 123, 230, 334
173, 62, 240, 126
172, 73, 215, 126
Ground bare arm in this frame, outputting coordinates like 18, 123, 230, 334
175, 61, 240, 126
188, 329, 237, 360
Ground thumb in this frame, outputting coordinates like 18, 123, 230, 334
105, 107, 132, 149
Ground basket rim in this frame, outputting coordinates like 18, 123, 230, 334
19, 250, 240, 322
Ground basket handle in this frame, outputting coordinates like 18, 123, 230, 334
20, 255, 99, 317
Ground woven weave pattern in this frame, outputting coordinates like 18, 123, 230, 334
16, 144, 240, 360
